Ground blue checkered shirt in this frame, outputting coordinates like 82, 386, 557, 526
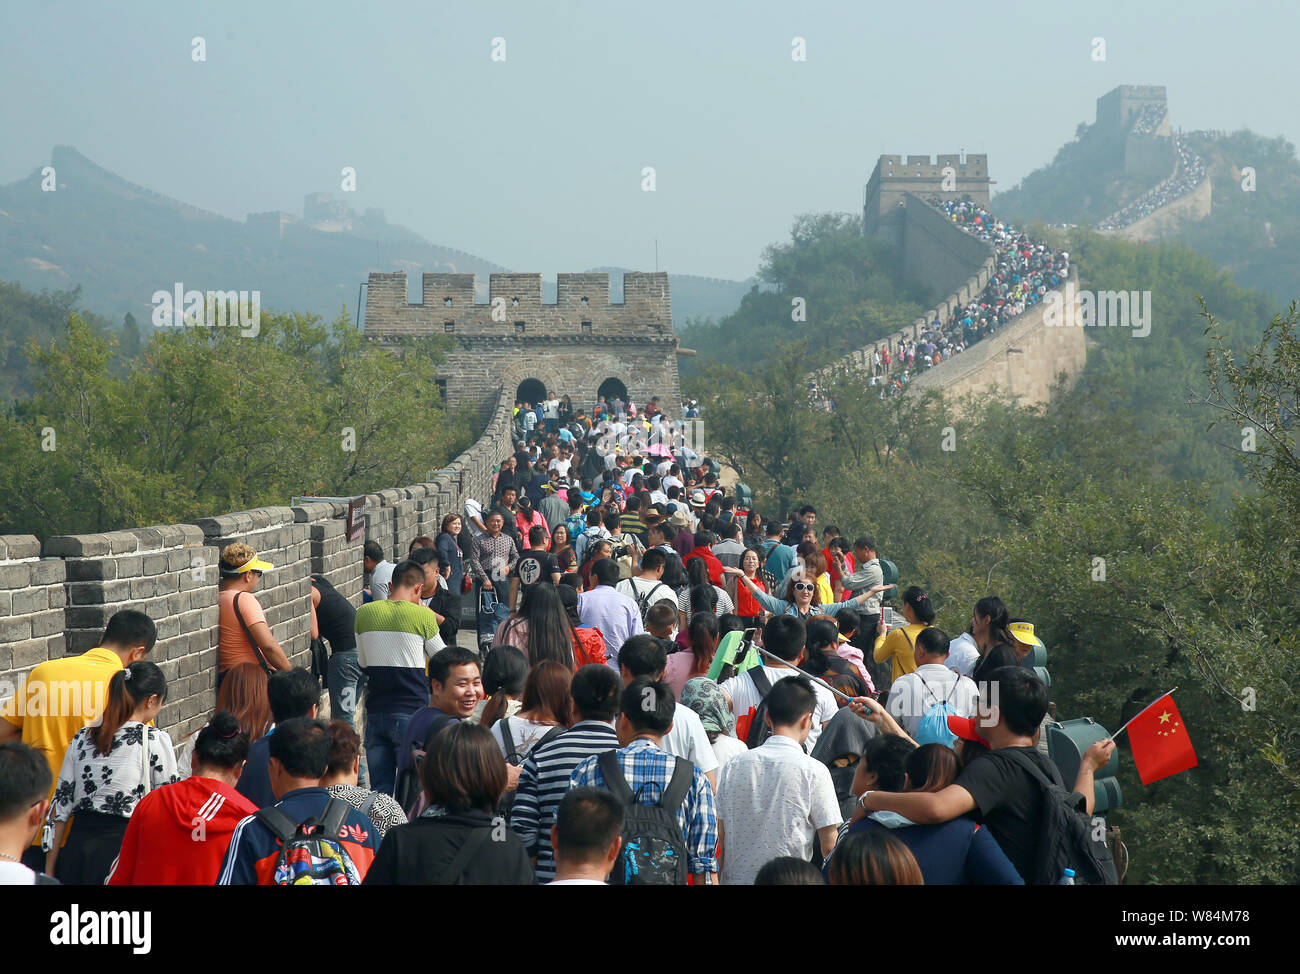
569, 737, 719, 875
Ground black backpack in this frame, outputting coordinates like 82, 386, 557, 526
1001, 749, 1120, 886
598, 750, 693, 886
630, 579, 670, 623
743, 666, 776, 749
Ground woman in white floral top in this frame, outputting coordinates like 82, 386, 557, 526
48, 661, 178, 884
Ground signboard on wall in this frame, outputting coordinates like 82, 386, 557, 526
346, 496, 366, 542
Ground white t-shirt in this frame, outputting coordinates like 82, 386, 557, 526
616, 577, 677, 614
945, 632, 980, 676
369, 560, 395, 600
491, 716, 561, 763
662, 702, 719, 775
720, 665, 837, 749
0, 861, 38, 885
716, 735, 841, 886
550, 457, 572, 478
887, 663, 980, 739
710, 733, 749, 779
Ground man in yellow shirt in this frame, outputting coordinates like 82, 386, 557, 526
0, 609, 156, 868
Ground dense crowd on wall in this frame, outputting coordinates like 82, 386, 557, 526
1129, 104, 1167, 137
813, 199, 1070, 404
0, 384, 1123, 888
1097, 135, 1208, 230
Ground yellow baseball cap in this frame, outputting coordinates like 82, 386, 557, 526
1008, 621, 1044, 649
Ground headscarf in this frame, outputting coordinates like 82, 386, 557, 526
680, 677, 734, 737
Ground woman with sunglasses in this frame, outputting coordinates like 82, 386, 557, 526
723, 561, 888, 620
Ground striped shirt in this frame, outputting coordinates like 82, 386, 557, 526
354, 599, 444, 715
510, 719, 619, 882
570, 737, 719, 876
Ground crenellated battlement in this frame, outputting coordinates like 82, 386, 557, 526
363, 270, 681, 417
864, 153, 993, 242
364, 271, 674, 338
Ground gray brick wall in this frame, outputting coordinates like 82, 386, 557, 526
0, 384, 518, 743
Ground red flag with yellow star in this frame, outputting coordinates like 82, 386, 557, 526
1127, 693, 1197, 785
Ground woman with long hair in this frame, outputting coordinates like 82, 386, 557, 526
873, 585, 936, 683
174, 661, 271, 778
676, 555, 733, 630
743, 509, 766, 550
826, 830, 924, 886
557, 584, 608, 667
733, 547, 768, 626
493, 582, 578, 669
969, 595, 1021, 685
473, 645, 528, 728
490, 661, 572, 763
47, 661, 177, 883
801, 617, 868, 703
664, 611, 718, 697
362, 723, 534, 885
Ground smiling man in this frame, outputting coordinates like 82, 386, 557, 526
393, 647, 484, 809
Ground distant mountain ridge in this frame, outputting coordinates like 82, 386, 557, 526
0, 147, 749, 327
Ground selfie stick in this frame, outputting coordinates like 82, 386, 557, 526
753, 644, 857, 704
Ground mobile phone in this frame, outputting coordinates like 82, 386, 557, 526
882, 607, 895, 627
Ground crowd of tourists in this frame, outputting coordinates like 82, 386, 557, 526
1130, 104, 1167, 137
843, 199, 1069, 400
0, 389, 1116, 887
1096, 135, 1208, 230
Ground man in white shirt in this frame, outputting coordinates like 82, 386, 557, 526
617, 636, 719, 789
720, 616, 837, 749
364, 541, 395, 602
945, 631, 981, 677
887, 627, 979, 739
716, 675, 841, 885
546, 787, 624, 885
0, 742, 54, 884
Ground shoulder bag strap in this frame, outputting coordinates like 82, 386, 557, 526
500, 716, 518, 764
748, 664, 772, 697
597, 750, 635, 804
255, 806, 301, 844
660, 757, 695, 812
232, 592, 274, 672
435, 827, 493, 885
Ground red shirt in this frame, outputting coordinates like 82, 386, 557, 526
107, 776, 259, 885
736, 576, 767, 617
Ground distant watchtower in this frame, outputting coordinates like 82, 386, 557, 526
363, 271, 682, 417
1095, 85, 1174, 181
864, 153, 992, 248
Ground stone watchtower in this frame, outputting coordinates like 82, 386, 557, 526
363, 271, 682, 416
863, 153, 992, 248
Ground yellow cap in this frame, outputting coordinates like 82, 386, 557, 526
1008, 621, 1044, 648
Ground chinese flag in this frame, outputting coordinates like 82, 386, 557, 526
1127, 694, 1198, 785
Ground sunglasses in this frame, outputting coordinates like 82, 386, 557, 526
792, 582, 816, 593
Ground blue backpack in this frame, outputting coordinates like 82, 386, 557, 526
914, 673, 963, 748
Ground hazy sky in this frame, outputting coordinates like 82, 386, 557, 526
3, 0, 1297, 281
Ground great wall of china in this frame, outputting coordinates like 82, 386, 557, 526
0, 87, 1211, 740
